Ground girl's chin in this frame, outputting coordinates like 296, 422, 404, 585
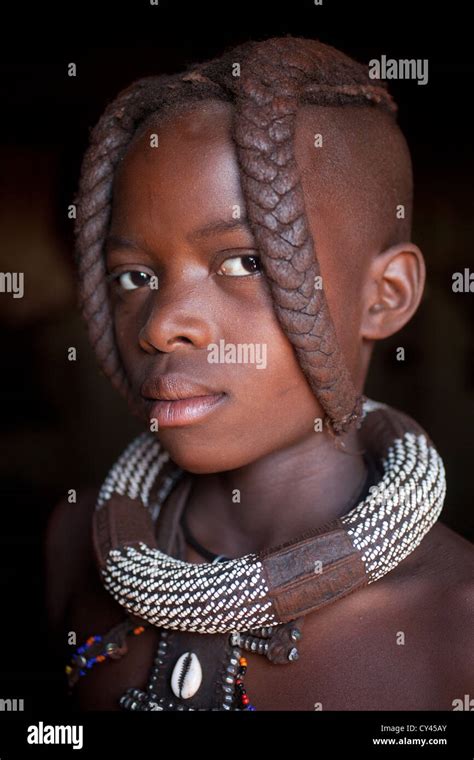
154, 438, 230, 475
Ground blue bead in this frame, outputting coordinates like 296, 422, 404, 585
77, 646, 85, 654
245, 705, 256, 711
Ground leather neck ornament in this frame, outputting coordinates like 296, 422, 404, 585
93, 397, 445, 651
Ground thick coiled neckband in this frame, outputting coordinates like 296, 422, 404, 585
92, 398, 445, 635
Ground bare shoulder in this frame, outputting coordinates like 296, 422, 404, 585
427, 519, 473, 566
425, 521, 473, 649
386, 520, 474, 701
429, 520, 473, 616
391, 520, 473, 627
44, 486, 100, 636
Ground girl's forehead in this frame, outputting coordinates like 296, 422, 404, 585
110, 105, 249, 245
117, 102, 237, 186
128, 99, 234, 151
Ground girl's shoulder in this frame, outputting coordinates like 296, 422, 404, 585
44, 486, 100, 637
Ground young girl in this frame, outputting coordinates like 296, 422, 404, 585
45, 36, 473, 711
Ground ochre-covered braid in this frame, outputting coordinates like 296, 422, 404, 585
74, 36, 397, 434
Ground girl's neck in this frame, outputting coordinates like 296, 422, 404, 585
182, 428, 368, 558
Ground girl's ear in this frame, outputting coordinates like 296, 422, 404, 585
360, 242, 426, 341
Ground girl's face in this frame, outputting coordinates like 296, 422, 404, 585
106, 102, 346, 473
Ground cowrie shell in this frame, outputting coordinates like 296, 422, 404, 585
171, 652, 202, 700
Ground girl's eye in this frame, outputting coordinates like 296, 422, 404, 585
217, 254, 262, 277
108, 270, 151, 291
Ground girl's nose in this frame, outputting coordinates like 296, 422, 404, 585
137, 287, 216, 355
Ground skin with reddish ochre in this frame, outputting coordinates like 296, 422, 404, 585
46, 102, 473, 710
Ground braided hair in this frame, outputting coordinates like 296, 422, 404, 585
74, 35, 398, 436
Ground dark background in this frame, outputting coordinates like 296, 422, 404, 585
0, 0, 472, 713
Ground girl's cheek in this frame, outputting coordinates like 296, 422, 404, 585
113, 304, 143, 358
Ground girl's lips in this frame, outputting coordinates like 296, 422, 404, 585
147, 393, 227, 428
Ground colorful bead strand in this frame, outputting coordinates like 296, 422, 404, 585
65, 623, 147, 689
234, 656, 256, 711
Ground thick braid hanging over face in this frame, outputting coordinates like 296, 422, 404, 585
74, 36, 397, 435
